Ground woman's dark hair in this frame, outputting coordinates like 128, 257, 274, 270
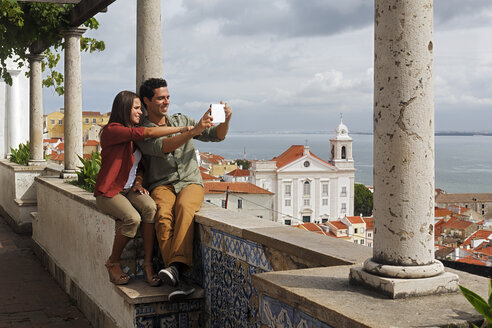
106, 90, 139, 128
139, 78, 167, 109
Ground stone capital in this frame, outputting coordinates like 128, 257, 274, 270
27, 53, 46, 62
62, 27, 88, 38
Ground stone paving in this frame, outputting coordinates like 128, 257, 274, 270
0, 216, 92, 328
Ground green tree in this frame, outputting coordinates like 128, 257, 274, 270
0, 0, 104, 94
354, 183, 373, 217
234, 159, 251, 170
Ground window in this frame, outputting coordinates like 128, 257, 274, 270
304, 199, 310, 206
322, 184, 329, 196
322, 218, 328, 223
58, 119, 63, 125
206, 200, 211, 203
85, 118, 89, 123
482, 204, 485, 209
285, 199, 291, 207
341, 146, 346, 159
341, 203, 347, 213
360, 227, 364, 233
237, 199, 242, 209
361, 240, 365, 245
285, 220, 291, 225
368, 232, 372, 238
303, 181, 310, 196
482, 210, 485, 215
341, 186, 347, 197
92, 118, 97, 123
285, 185, 291, 196
257, 216, 263, 219
354, 240, 358, 244
221, 200, 226, 208
303, 161, 310, 167
354, 228, 358, 234
50, 119, 55, 125
322, 198, 329, 206
302, 216, 310, 223
368, 242, 372, 247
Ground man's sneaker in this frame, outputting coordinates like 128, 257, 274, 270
168, 286, 195, 302
158, 265, 179, 287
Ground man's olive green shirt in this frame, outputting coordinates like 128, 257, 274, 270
136, 114, 221, 193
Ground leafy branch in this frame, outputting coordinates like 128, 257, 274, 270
0, 0, 105, 95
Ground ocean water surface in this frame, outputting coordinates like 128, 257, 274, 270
196, 133, 492, 193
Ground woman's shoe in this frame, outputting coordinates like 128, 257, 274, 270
105, 260, 130, 285
143, 262, 161, 287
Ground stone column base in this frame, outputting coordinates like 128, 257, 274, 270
349, 267, 459, 299
28, 160, 46, 167
60, 170, 77, 179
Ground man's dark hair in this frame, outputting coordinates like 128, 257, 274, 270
139, 78, 167, 108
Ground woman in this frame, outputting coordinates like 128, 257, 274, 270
94, 90, 190, 286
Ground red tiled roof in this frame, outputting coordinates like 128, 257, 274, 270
201, 172, 219, 181
204, 182, 273, 195
435, 207, 453, 218
226, 168, 250, 177
272, 145, 333, 169
462, 230, 492, 247
199, 166, 207, 172
441, 219, 475, 230
473, 242, 492, 256
56, 143, 64, 151
362, 217, 374, 229
329, 221, 348, 230
82, 111, 102, 116
43, 138, 60, 143
84, 140, 99, 146
456, 256, 487, 266
346, 215, 364, 224
199, 152, 225, 164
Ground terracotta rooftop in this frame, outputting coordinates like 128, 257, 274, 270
441, 219, 476, 230
84, 140, 99, 146
199, 152, 225, 164
204, 182, 273, 195
328, 221, 348, 230
462, 230, 492, 247
345, 215, 365, 224
362, 217, 374, 229
82, 111, 102, 116
296, 223, 328, 235
435, 207, 453, 218
43, 138, 61, 143
226, 168, 250, 177
455, 256, 487, 266
272, 145, 332, 169
201, 172, 219, 181
56, 143, 64, 151
436, 193, 492, 203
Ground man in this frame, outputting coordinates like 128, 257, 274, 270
136, 78, 231, 301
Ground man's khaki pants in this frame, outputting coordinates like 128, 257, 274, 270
151, 184, 204, 269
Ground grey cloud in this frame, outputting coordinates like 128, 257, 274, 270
169, 0, 373, 38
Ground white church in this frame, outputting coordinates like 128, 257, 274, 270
250, 120, 355, 225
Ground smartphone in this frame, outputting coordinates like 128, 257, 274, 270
210, 104, 226, 124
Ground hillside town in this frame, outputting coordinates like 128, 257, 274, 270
41, 113, 492, 268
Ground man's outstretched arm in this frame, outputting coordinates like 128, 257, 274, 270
160, 110, 213, 154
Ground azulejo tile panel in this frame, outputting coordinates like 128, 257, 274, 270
260, 294, 333, 328
134, 300, 203, 328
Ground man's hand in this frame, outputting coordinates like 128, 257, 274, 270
133, 183, 149, 195
191, 109, 213, 136
222, 101, 232, 123
215, 101, 231, 140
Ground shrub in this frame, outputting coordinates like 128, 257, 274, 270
71, 151, 101, 193
9, 141, 31, 165
459, 281, 492, 328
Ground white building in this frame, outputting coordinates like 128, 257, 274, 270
251, 120, 355, 225
204, 182, 274, 221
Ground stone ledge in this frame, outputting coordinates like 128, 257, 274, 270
0, 158, 46, 172
0, 205, 32, 235
14, 198, 37, 206
117, 280, 204, 304
252, 265, 487, 328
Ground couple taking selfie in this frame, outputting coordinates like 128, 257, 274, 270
93, 78, 232, 302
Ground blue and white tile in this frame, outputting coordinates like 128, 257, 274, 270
156, 314, 178, 328
257, 245, 273, 271
210, 229, 223, 251
135, 304, 156, 317
260, 294, 294, 328
135, 315, 154, 328
294, 310, 333, 328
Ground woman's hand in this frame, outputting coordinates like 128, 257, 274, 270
133, 184, 149, 195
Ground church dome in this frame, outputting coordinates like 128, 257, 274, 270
333, 118, 352, 140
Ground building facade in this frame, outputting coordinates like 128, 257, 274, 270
251, 121, 355, 225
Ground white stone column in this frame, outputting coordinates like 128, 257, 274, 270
349, 0, 458, 298
61, 27, 86, 178
27, 54, 46, 166
136, 0, 163, 91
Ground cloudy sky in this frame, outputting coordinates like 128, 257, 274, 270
42, 0, 492, 133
